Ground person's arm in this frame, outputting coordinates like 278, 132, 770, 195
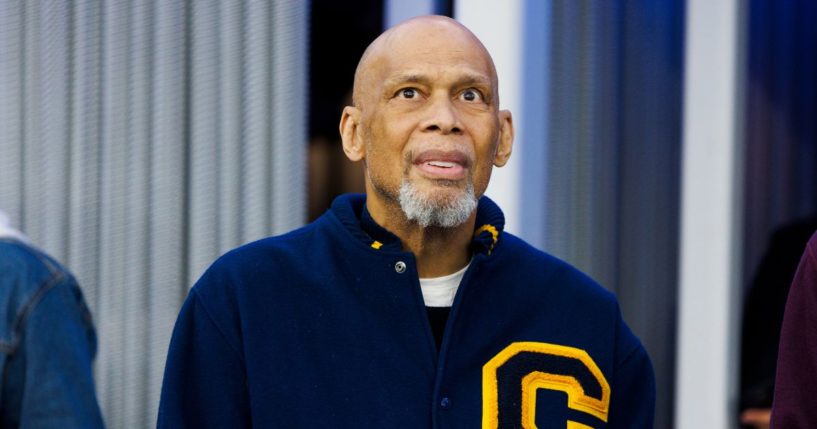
158, 288, 251, 428
770, 233, 817, 428
606, 343, 656, 428
18, 274, 105, 428
603, 304, 656, 429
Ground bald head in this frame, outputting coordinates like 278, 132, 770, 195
352, 16, 499, 109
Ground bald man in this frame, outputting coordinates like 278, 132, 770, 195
159, 16, 655, 428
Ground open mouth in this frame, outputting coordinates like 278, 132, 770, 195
413, 150, 470, 180
426, 161, 458, 168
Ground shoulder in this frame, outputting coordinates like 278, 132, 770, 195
204, 216, 338, 281
787, 230, 817, 299
487, 232, 644, 355
0, 239, 77, 303
787, 230, 817, 297
191, 214, 343, 303
481, 233, 652, 382
0, 239, 68, 284
493, 232, 618, 306
0, 240, 88, 351
807, 230, 817, 258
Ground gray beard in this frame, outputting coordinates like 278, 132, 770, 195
398, 180, 478, 228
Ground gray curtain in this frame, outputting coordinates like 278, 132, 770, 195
519, 1, 684, 427
0, 1, 309, 427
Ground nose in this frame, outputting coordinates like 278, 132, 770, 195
420, 97, 462, 135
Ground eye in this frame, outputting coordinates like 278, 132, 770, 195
398, 88, 417, 99
461, 88, 483, 102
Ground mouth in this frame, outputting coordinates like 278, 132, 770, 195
412, 150, 470, 181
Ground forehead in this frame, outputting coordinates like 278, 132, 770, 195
372, 23, 495, 86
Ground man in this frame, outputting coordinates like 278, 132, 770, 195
771, 230, 817, 427
0, 210, 105, 428
159, 16, 655, 428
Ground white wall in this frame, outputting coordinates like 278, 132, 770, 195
675, 0, 746, 427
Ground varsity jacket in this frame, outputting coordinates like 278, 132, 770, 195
158, 194, 655, 428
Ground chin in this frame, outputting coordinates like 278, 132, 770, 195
398, 180, 477, 228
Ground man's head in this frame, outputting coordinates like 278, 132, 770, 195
339, 16, 513, 228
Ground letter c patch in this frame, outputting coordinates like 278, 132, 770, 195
482, 342, 610, 428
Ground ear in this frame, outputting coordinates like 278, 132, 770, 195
339, 106, 365, 162
493, 110, 514, 167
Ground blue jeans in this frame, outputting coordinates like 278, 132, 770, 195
0, 239, 105, 428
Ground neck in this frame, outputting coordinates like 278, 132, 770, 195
366, 194, 474, 278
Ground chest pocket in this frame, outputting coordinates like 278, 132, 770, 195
482, 342, 610, 429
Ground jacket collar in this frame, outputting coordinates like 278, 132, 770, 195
330, 193, 505, 256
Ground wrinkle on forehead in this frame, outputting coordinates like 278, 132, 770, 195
352, 15, 499, 108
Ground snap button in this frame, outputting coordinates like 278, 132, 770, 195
394, 261, 407, 273
440, 397, 451, 409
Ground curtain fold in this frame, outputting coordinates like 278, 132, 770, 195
0, 1, 309, 427
526, 2, 684, 427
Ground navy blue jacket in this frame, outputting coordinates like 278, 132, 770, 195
159, 194, 655, 428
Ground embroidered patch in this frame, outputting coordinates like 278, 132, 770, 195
482, 342, 610, 428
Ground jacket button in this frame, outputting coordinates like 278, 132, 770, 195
394, 261, 407, 273
440, 397, 451, 409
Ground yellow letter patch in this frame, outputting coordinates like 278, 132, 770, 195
482, 342, 610, 428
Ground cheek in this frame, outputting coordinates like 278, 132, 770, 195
361, 125, 409, 189
368, 119, 412, 164
471, 135, 500, 192
472, 161, 494, 196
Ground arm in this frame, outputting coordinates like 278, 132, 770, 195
606, 343, 656, 429
17, 274, 105, 428
770, 233, 817, 428
604, 304, 656, 429
157, 288, 251, 428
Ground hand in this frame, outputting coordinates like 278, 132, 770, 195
740, 408, 771, 429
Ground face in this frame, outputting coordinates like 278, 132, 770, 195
341, 18, 513, 226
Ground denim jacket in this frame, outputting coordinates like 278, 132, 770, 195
0, 237, 105, 428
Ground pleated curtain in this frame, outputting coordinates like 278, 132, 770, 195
526, 2, 684, 427
0, 1, 309, 427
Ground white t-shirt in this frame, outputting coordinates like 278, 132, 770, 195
419, 263, 470, 307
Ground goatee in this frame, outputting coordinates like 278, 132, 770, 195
398, 180, 477, 228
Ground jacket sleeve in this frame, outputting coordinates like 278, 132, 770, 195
17, 274, 105, 429
606, 308, 656, 429
157, 288, 251, 428
770, 233, 817, 428
607, 344, 656, 428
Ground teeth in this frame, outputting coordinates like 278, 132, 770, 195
427, 161, 456, 168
